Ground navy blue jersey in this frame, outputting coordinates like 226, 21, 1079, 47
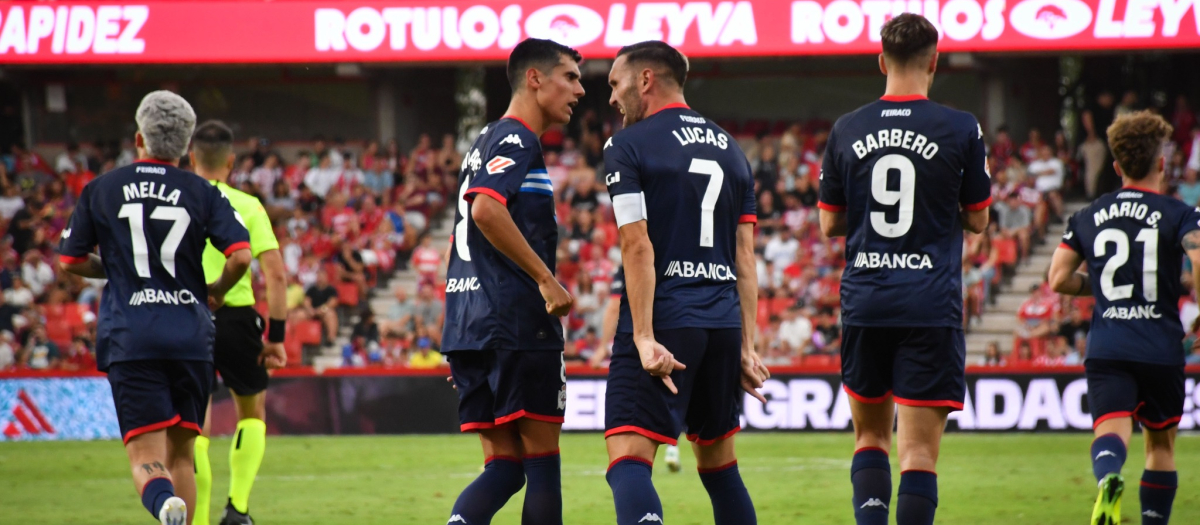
1060, 187, 1200, 366
58, 160, 250, 370
442, 117, 563, 352
604, 104, 756, 333
819, 96, 992, 328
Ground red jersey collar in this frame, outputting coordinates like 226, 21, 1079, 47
648, 102, 691, 117
879, 94, 928, 102
501, 115, 534, 132
136, 158, 177, 166
1122, 185, 1160, 195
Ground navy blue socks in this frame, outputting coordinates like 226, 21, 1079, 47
448, 455, 525, 525
896, 470, 938, 525
1139, 470, 1177, 525
522, 450, 563, 525
606, 457, 663, 525
1091, 434, 1127, 482
698, 460, 756, 525
851, 448, 892, 525
140, 477, 175, 519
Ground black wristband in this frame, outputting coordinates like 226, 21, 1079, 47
267, 318, 286, 343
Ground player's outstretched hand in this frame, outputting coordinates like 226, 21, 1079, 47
540, 278, 574, 317
740, 350, 770, 405
635, 336, 686, 394
259, 342, 287, 370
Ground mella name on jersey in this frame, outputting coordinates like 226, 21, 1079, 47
123, 167, 183, 205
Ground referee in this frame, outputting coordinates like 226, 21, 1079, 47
189, 121, 288, 525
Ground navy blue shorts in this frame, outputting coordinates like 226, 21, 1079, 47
1086, 358, 1185, 430
447, 350, 566, 432
605, 328, 743, 446
841, 325, 966, 410
106, 360, 213, 444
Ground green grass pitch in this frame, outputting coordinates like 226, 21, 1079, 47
2, 433, 1197, 524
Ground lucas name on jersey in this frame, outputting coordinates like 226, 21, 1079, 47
670, 113, 730, 150
664, 260, 736, 281
123, 179, 182, 205
446, 277, 481, 293
1092, 194, 1163, 227
851, 251, 934, 270
849, 128, 940, 160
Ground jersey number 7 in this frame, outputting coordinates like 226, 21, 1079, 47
689, 158, 723, 248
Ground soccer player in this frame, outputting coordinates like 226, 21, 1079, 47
1048, 111, 1197, 525
603, 41, 769, 525
189, 120, 289, 525
817, 14, 991, 525
441, 38, 582, 525
58, 91, 251, 525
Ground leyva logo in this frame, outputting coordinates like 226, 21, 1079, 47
2, 390, 55, 439
525, 5, 605, 47
1009, 0, 1093, 39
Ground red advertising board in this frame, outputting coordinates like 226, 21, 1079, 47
0, 1, 1197, 64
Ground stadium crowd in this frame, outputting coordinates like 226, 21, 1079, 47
4, 90, 1200, 372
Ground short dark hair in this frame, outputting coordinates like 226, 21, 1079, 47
1107, 111, 1173, 181
191, 120, 234, 171
616, 41, 689, 87
880, 13, 939, 68
507, 38, 582, 92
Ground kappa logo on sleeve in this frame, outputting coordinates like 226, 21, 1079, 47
486, 156, 517, 175
500, 134, 525, 148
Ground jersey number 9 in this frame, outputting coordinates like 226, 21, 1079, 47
869, 154, 916, 238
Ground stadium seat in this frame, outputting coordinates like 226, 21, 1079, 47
294, 320, 324, 345
336, 282, 360, 307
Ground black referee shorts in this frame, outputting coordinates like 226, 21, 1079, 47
213, 306, 269, 396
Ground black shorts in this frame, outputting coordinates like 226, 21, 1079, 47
213, 306, 268, 396
107, 360, 213, 444
841, 325, 966, 410
1086, 358, 1185, 430
447, 350, 566, 432
605, 328, 743, 446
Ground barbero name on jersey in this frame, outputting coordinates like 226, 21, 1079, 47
123, 174, 181, 205
664, 260, 736, 281
1092, 192, 1163, 227
670, 115, 730, 150
445, 277, 480, 293
850, 128, 940, 160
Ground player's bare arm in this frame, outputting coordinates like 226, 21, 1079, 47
60, 253, 106, 279
208, 248, 252, 310
1048, 245, 1091, 297
589, 294, 620, 368
735, 222, 769, 404
1183, 230, 1200, 337
618, 220, 686, 394
470, 193, 572, 316
257, 248, 289, 369
961, 206, 989, 234
819, 209, 848, 238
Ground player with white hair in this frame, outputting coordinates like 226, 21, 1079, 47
59, 90, 251, 525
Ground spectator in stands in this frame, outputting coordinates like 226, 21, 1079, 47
342, 335, 368, 367
0, 331, 13, 370
7, 277, 34, 307
411, 285, 444, 337
572, 327, 600, 362
1028, 144, 1064, 220
302, 270, 339, 346
1015, 284, 1056, 356
0, 185, 24, 220
20, 325, 59, 369
811, 308, 841, 355
1077, 112, 1108, 199
1176, 169, 1200, 207
1020, 128, 1044, 164
1011, 341, 1034, 367
407, 332, 442, 369
304, 151, 341, 199
384, 287, 416, 337
335, 240, 368, 296
980, 342, 1005, 366
60, 336, 96, 371
1065, 337, 1085, 365
351, 309, 381, 346
1033, 336, 1069, 366
563, 337, 588, 365
764, 227, 800, 269
1058, 301, 1091, 349
9, 199, 45, 255
251, 152, 283, 194
21, 251, 54, 298
410, 234, 441, 289
777, 307, 812, 355
1186, 344, 1200, 365
1115, 90, 1138, 118
995, 193, 1032, 260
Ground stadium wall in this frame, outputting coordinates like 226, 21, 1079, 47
4, 367, 1199, 441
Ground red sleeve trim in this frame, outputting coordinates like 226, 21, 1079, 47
1058, 243, 1077, 252
817, 201, 847, 212
738, 214, 758, 224
963, 196, 993, 211
464, 187, 508, 206
58, 254, 88, 265
222, 242, 250, 257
